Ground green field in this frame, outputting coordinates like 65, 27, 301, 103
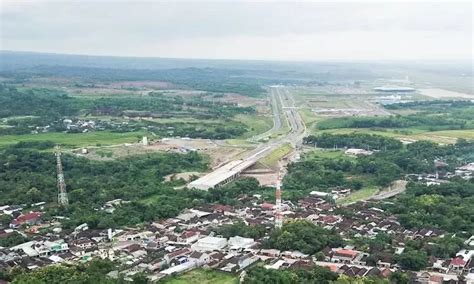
410, 130, 474, 143
336, 186, 379, 205
237, 114, 273, 138
0, 131, 147, 148
304, 148, 351, 160
259, 143, 293, 167
298, 109, 327, 132
315, 128, 474, 144
161, 269, 237, 284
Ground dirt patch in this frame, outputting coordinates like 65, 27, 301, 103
164, 171, 202, 182
76, 138, 250, 167
203, 93, 268, 108
242, 172, 278, 186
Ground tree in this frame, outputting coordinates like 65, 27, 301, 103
0, 232, 28, 248
264, 220, 343, 254
243, 266, 339, 284
26, 187, 42, 203
10, 260, 116, 284
131, 273, 148, 284
0, 214, 13, 227
389, 271, 410, 284
12, 265, 89, 283
395, 250, 428, 271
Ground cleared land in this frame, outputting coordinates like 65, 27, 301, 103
419, 88, 474, 99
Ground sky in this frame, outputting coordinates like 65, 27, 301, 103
0, 0, 472, 61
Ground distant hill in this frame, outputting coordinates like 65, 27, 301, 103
1, 51, 470, 94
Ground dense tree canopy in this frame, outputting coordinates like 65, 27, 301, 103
285, 138, 474, 193
214, 220, 267, 239
8, 259, 116, 284
244, 266, 339, 284
304, 133, 402, 151
385, 180, 474, 234
394, 250, 428, 271
263, 220, 343, 254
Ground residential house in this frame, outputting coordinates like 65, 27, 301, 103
10, 212, 42, 228
331, 249, 359, 264
188, 251, 210, 266
178, 231, 200, 244
70, 238, 95, 250
449, 257, 466, 273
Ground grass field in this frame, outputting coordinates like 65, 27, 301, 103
410, 130, 474, 143
236, 114, 273, 139
298, 109, 327, 132
0, 131, 147, 148
304, 148, 352, 160
161, 269, 237, 284
259, 143, 293, 167
336, 186, 379, 205
81, 115, 224, 125
316, 128, 474, 144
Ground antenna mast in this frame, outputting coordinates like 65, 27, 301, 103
275, 169, 283, 229
55, 146, 69, 206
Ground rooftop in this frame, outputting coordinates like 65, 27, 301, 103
187, 159, 256, 190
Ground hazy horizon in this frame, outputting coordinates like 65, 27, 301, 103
1, 1, 472, 62
2, 50, 473, 64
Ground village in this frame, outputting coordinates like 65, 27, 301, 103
1, 180, 474, 283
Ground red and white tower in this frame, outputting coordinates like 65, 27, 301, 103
275, 171, 283, 229
55, 146, 69, 206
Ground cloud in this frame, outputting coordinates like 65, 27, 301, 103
1, 1, 472, 60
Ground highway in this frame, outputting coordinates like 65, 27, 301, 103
278, 87, 307, 147
247, 87, 284, 142
188, 86, 306, 190
245, 86, 306, 159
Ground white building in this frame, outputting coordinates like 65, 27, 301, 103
159, 259, 198, 275
456, 249, 474, 262
191, 236, 227, 252
228, 236, 256, 250
373, 86, 415, 92
11, 240, 69, 257
310, 191, 330, 197
345, 148, 373, 156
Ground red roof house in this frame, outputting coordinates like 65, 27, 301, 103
260, 203, 275, 210
449, 257, 466, 269
10, 212, 42, 228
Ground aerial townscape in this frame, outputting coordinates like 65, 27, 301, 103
0, 1, 473, 284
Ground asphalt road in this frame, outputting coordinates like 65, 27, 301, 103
246, 86, 306, 161
219, 87, 306, 168
187, 86, 306, 188
248, 87, 285, 142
